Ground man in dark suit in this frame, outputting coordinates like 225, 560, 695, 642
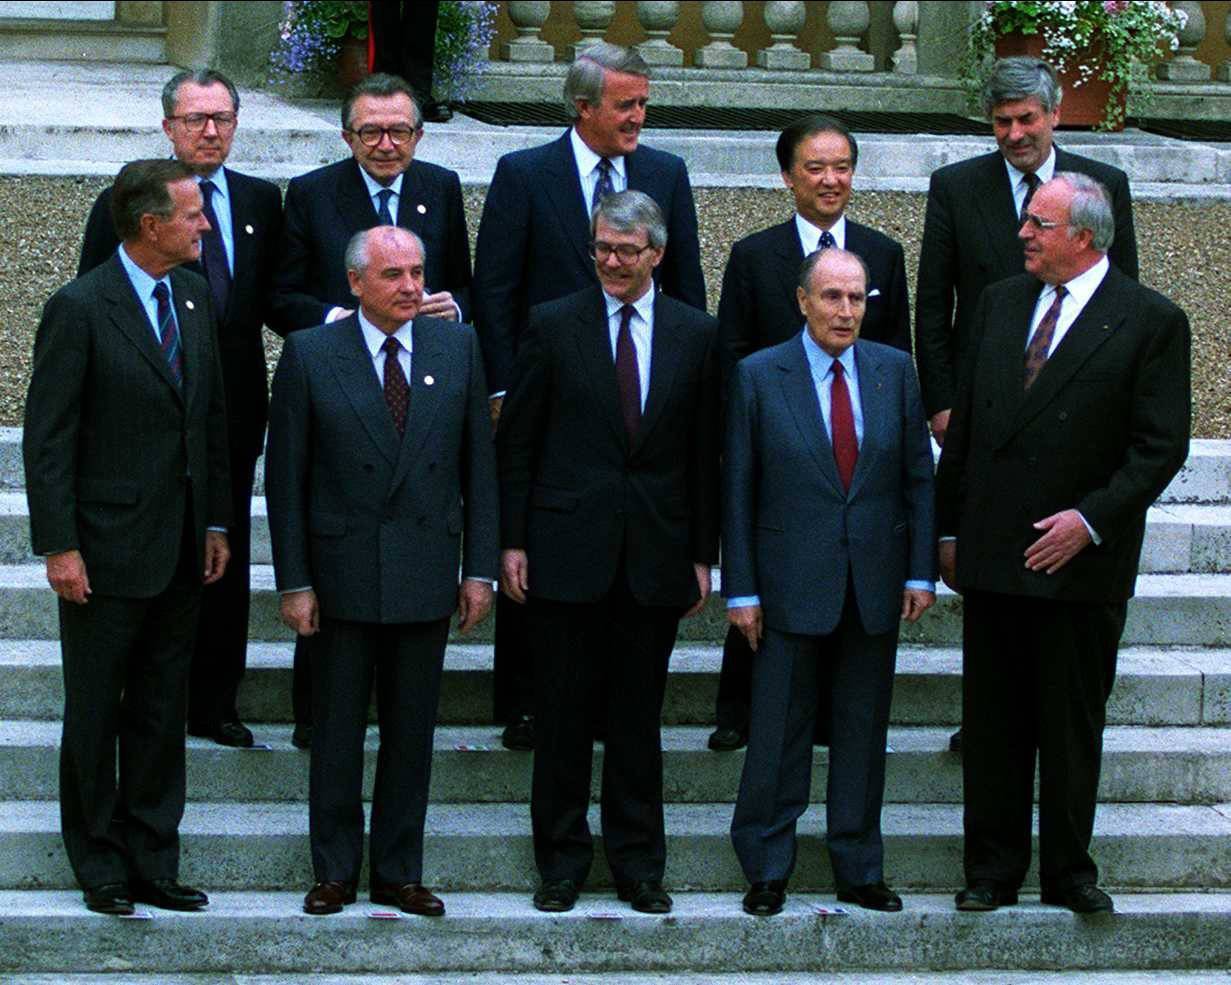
709, 114, 913, 753
497, 191, 718, 914
936, 173, 1189, 914
26, 159, 232, 915
474, 42, 706, 750
78, 69, 281, 749
724, 248, 935, 917
266, 226, 497, 918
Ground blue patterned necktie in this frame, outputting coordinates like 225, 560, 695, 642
594, 158, 616, 213
818, 230, 836, 251
376, 188, 395, 226
152, 282, 183, 388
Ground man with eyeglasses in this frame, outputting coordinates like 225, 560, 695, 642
496, 190, 718, 915
935, 173, 1189, 914
78, 69, 282, 751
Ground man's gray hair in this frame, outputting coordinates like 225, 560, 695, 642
1054, 171, 1115, 253
564, 42, 650, 120
982, 56, 1062, 117
342, 72, 422, 129
591, 190, 667, 249
161, 68, 240, 118
798, 246, 869, 294
345, 226, 426, 275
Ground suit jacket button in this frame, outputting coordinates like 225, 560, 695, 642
1058, 411, 1069, 421
1027, 456, 1037, 467
363, 464, 374, 473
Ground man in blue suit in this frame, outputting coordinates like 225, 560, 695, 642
474, 42, 706, 749
724, 248, 936, 916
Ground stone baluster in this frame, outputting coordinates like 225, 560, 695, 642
818, 0, 875, 72
570, 1, 615, 61
502, 0, 554, 63
635, 1, 684, 67
756, 1, 809, 70
1216, 7, 1231, 82
1157, 1, 1210, 81
891, 1, 918, 75
694, 1, 748, 69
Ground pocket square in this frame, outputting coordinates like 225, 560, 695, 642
867, 288, 881, 298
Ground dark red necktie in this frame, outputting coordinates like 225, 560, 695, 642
615, 303, 641, 440
382, 335, 409, 434
1024, 285, 1066, 390
830, 360, 857, 491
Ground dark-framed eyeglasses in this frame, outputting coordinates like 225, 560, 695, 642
346, 124, 421, 147
168, 112, 237, 132
589, 241, 654, 263
1021, 211, 1069, 231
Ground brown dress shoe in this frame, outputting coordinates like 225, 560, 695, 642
303, 881, 357, 915
371, 882, 446, 916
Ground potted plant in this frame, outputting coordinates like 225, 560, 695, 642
963, 1, 1189, 131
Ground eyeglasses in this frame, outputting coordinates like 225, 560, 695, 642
1021, 211, 1070, 231
346, 125, 421, 147
589, 241, 654, 263
169, 112, 237, 132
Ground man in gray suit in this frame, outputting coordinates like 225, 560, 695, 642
724, 248, 936, 916
265, 225, 497, 918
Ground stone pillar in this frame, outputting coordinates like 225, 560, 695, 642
1219, 9, 1231, 83
818, 0, 875, 72
570, 1, 614, 62
1156, 1, 1210, 81
694, 1, 748, 69
756, 1, 809, 70
635, 1, 684, 66
891, 0, 918, 75
502, 0, 554, 63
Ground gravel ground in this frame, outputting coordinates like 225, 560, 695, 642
1, 176, 1226, 437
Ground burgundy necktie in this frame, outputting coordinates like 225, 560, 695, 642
198, 180, 231, 315
1020, 171, 1041, 223
152, 282, 183, 388
1024, 285, 1067, 390
382, 335, 409, 434
615, 303, 641, 440
830, 360, 857, 491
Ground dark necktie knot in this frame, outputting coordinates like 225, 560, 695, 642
376, 188, 395, 226
1020, 171, 1041, 222
200, 178, 216, 201
818, 230, 837, 251
382, 335, 401, 355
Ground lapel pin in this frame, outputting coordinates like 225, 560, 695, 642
245, 224, 254, 235
417, 203, 427, 214
424, 375, 435, 386
185, 300, 195, 310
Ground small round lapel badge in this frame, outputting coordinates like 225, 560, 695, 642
185, 300, 195, 310
417, 203, 427, 214
245, 224, 255, 234
424, 375, 435, 386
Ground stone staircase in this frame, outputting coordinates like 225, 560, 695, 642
0, 433, 1229, 976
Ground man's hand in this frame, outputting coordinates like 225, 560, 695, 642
1025, 509, 1092, 575
500, 548, 529, 604
938, 540, 958, 592
489, 395, 503, 434
46, 549, 90, 604
901, 588, 935, 623
203, 530, 230, 585
280, 589, 319, 636
417, 291, 458, 320
929, 408, 951, 446
728, 604, 763, 653
683, 563, 712, 618
457, 579, 494, 634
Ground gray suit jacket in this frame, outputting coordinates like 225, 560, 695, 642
722, 336, 935, 636
265, 314, 498, 623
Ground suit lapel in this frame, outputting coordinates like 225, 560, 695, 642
634, 292, 682, 454
395, 162, 428, 240
847, 342, 883, 498
170, 270, 205, 414
224, 168, 254, 317
390, 316, 444, 493
971, 153, 1026, 273
771, 218, 805, 301
331, 317, 402, 465
544, 132, 595, 275
102, 258, 184, 403
573, 289, 628, 450
333, 160, 379, 236
777, 336, 844, 495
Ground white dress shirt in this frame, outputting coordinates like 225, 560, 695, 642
571, 127, 628, 217
795, 212, 847, 255
1005, 146, 1056, 218
1026, 255, 1109, 359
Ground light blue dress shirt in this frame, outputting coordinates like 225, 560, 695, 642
117, 243, 174, 342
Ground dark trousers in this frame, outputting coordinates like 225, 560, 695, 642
369, 0, 439, 105
58, 514, 200, 890
309, 614, 449, 886
529, 578, 679, 886
292, 634, 313, 728
492, 589, 534, 724
188, 451, 256, 730
731, 589, 898, 889
961, 589, 1125, 894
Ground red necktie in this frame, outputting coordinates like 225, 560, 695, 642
382, 335, 409, 434
830, 360, 857, 491
615, 303, 641, 440
1024, 285, 1067, 390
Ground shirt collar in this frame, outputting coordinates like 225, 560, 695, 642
603, 285, 655, 325
357, 163, 404, 204
570, 126, 627, 181
117, 242, 166, 301
794, 212, 846, 255
1044, 254, 1109, 308
358, 306, 414, 357
196, 167, 228, 200
801, 327, 856, 380
1004, 145, 1056, 190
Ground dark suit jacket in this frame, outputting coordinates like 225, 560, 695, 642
78, 169, 282, 462
269, 157, 471, 335
915, 147, 1139, 417
723, 337, 935, 636
265, 314, 497, 623
935, 266, 1189, 603
718, 216, 911, 385
473, 130, 707, 394
23, 255, 231, 597
497, 287, 719, 607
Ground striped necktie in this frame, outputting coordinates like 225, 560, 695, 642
152, 282, 183, 387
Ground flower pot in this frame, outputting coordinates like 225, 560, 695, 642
336, 36, 369, 90
994, 33, 1125, 131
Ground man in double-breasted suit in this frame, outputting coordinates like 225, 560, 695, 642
724, 248, 935, 917
266, 226, 496, 918
26, 159, 232, 915
78, 69, 281, 749
709, 114, 913, 753
497, 191, 718, 915
936, 174, 1189, 914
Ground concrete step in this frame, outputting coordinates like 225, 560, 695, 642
2, 801, 1230, 893
1, 891, 1229, 975
0, 20, 165, 64
12, 976, 1231, 985
5, 721, 1228, 806
1, 640, 1226, 727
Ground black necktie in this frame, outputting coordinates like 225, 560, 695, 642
615, 303, 641, 440
152, 282, 183, 388
198, 180, 231, 314
1020, 172, 1041, 223
377, 188, 395, 226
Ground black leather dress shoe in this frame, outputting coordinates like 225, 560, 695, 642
949, 728, 963, 753
304, 880, 357, 915
707, 726, 747, 751
742, 880, 786, 916
533, 878, 579, 912
1041, 884, 1114, 913
371, 882, 446, 916
214, 719, 254, 748
955, 882, 1019, 911
501, 714, 535, 751
291, 723, 312, 750
617, 880, 673, 913
837, 881, 903, 912
83, 882, 134, 915
130, 878, 208, 911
